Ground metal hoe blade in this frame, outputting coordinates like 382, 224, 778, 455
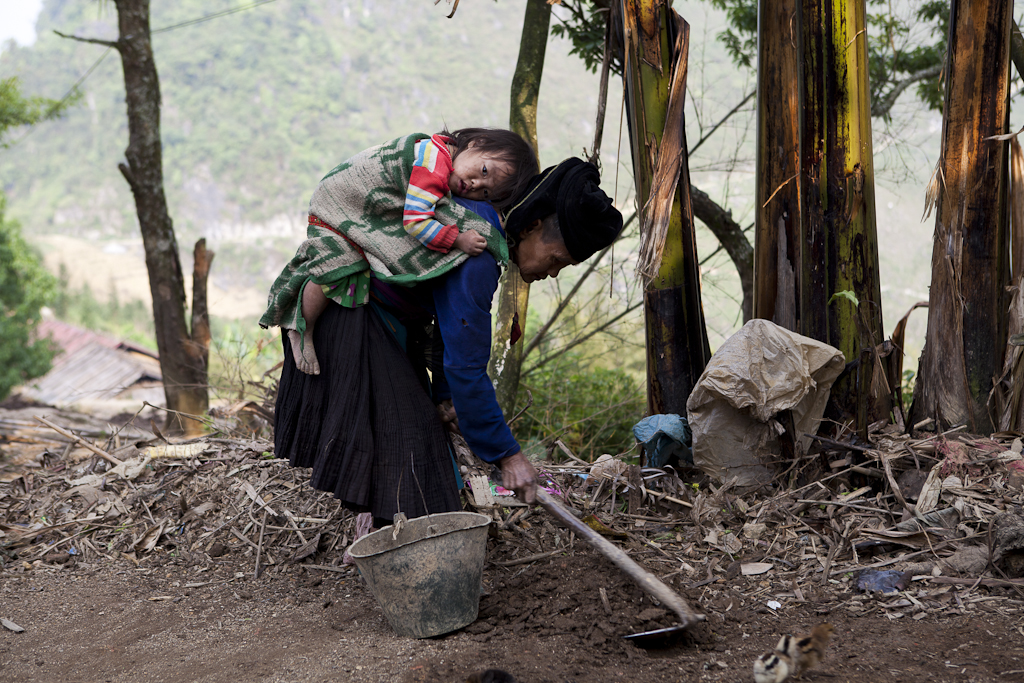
622, 624, 691, 646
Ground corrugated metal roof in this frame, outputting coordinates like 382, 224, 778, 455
23, 342, 163, 405
35, 319, 119, 364
35, 319, 159, 366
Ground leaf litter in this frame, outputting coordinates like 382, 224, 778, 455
3, 405, 1024, 680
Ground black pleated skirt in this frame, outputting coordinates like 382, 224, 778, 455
273, 302, 461, 527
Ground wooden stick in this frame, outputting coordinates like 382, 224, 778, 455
927, 576, 1024, 588
555, 440, 591, 466
34, 416, 123, 466
283, 511, 308, 545
642, 487, 694, 509
5, 515, 102, 545
828, 533, 984, 576
254, 509, 268, 579
490, 549, 563, 567
500, 507, 532, 530
506, 389, 533, 428
300, 563, 349, 573
796, 499, 894, 515
229, 527, 258, 551
536, 488, 704, 627
805, 433, 873, 452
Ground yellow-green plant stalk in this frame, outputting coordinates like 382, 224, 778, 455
621, 0, 709, 415
798, 0, 887, 424
488, 0, 550, 417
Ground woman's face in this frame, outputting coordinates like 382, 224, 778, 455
513, 219, 578, 283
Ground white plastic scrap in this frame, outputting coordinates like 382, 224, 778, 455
1, 618, 25, 633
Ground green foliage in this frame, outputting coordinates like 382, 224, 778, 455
548, 0, 947, 116
901, 367, 916, 410
549, 1, 619, 74
827, 289, 860, 307
0, 76, 78, 147
867, 0, 948, 116
704, 0, 947, 115
707, 0, 758, 71
207, 317, 284, 405
0, 196, 57, 400
514, 350, 644, 462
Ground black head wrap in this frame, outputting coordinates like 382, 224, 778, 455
504, 158, 623, 262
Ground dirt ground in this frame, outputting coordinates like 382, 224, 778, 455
3, 400, 1024, 682
2, 539, 1023, 683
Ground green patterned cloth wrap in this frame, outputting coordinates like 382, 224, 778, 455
259, 133, 509, 332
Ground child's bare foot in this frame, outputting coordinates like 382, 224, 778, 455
287, 328, 320, 375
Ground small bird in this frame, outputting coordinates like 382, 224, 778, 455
753, 650, 793, 683
753, 623, 833, 682
783, 623, 834, 675
466, 669, 517, 683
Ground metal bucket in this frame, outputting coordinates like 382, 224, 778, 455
348, 511, 491, 638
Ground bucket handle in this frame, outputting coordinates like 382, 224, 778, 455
393, 452, 440, 540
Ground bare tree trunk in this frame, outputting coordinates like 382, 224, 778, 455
622, 1, 710, 416
188, 238, 214, 412
755, 0, 801, 329
913, 0, 1012, 434
113, 0, 210, 434
488, 0, 550, 417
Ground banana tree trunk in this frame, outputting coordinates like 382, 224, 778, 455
913, 0, 1012, 434
488, 0, 550, 417
754, 0, 801, 329
621, 0, 710, 416
798, 0, 887, 424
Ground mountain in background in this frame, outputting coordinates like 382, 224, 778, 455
0, 1, 618, 290
0, 0, 939, 356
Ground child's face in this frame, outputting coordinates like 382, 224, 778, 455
449, 143, 512, 202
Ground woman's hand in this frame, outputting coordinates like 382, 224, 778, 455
500, 451, 538, 504
436, 400, 460, 434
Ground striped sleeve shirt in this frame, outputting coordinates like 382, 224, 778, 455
402, 134, 459, 252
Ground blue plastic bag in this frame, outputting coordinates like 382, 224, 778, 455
633, 414, 692, 468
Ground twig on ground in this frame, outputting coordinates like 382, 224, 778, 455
34, 416, 123, 466
254, 509, 268, 579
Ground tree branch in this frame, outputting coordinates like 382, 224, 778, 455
523, 300, 644, 376
690, 183, 754, 322
1012, 20, 1024, 88
53, 30, 119, 49
689, 89, 755, 156
522, 213, 635, 360
588, 12, 613, 166
871, 63, 943, 118
522, 245, 610, 360
117, 162, 136, 192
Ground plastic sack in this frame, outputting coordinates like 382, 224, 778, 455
686, 319, 845, 488
633, 414, 692, 468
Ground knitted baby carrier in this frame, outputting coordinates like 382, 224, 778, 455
260, 133, 508, 332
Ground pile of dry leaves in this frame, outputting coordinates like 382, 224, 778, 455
2, 410, 1024, 626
